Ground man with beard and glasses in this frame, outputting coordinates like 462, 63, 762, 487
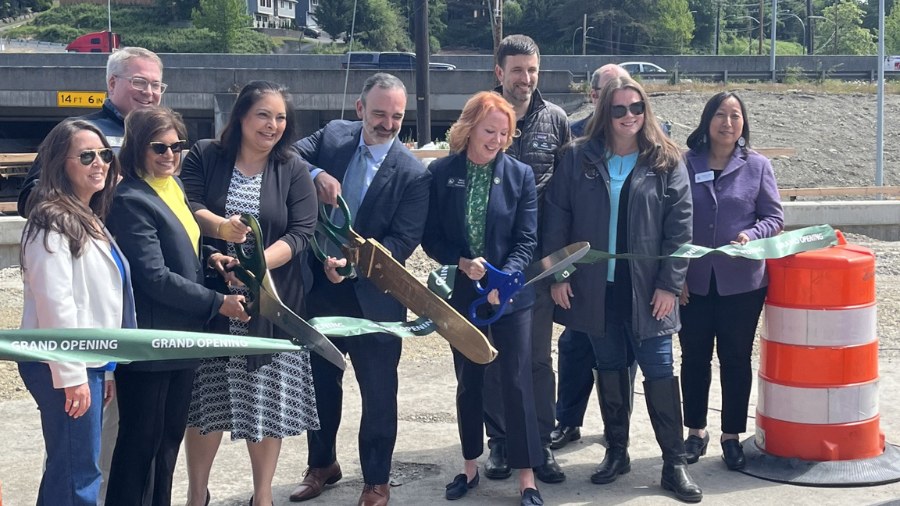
289, 73, 431, 506
482, 34, 572, 486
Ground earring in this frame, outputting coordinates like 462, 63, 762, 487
737, 136, 746, 148
701, 134, 707, 145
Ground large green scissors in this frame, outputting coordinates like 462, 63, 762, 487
310, 196, 498, 364
230, 214, 346, 370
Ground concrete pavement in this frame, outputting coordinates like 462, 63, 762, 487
2, 336, 900, 505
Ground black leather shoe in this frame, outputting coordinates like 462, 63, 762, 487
534, 447, 566, 484
549, 424, 581, 450
661, 463, 703, 503
721, 439, 746, 470
484, 443, 511, 480
590, 447, 630, 484
520, 488, 544, 506
684, 433, 709, 464
445, 472, 479, 500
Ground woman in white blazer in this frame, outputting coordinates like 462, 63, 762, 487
18, 118, 136, 506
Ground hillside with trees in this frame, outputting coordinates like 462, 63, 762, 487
4, 0, 898, 55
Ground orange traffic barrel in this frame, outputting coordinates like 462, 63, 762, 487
743, 230, 900, 486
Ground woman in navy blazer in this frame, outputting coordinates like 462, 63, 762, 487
678, 92, 784, 471
104, 108, 248, 506
422, 91, 544, 506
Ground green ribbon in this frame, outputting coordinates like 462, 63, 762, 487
0, 328, 305, 363
0, 225, 838, 363
554, 224, 838, 281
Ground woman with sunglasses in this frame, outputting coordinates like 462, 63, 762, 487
179, 81, 319, 506
543, 76, 701, 503
103, 107, 249, 506
678, 92, 783, 471
18, 119, 134, 506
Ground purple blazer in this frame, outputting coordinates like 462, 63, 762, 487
684, 147, 784, 296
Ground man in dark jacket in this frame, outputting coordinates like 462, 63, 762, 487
483, 33, 571, 485
17, 47, 166, 217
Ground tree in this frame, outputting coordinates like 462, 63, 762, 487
649, 0, 694, 53
191, 0, 252, 52
887, 2, 900, 54
355, 0, 411, 50
819, 0, 876, 54
313, 0, 354, 42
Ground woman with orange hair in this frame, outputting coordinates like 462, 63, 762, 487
422, 91, 543, 506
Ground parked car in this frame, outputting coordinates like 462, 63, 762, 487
301, 26, 322, 38
340, 52, 456, 71
618, 61, 667, 76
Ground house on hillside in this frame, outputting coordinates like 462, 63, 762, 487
249, 0, 317, 29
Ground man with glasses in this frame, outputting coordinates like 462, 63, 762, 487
16, 46, 165, 506
17, 46, 166, 216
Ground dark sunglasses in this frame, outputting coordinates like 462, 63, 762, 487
610, 101, 646, 119
68, 148, 114, 166
149, 140, 188, 155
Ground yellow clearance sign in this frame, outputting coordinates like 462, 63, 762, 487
57, 91, 106, 108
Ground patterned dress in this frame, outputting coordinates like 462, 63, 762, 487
186, 168, 319, 442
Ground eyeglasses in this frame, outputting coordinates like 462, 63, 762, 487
610, 101, 646, 119
116, 75, 168, 94
68, 148, 114, 166
149, 140, 188, 155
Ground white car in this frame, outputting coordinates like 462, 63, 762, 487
618, 62, 667, 75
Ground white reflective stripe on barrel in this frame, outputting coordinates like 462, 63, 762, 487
762, 304, 877, 347
757, 377, 879, 424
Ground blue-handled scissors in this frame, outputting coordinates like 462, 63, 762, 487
469, 242, 591, 326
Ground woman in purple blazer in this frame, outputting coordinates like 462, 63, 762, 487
678, 92, 784, 470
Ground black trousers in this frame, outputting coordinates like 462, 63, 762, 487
679, 278, 767, 434
555, 328, 595, 427
105, 367, 195, 506
483, 279, 556, 446
454, 308, 543, 469
306, 282, 402, 485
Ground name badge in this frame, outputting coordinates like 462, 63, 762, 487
695, 171, 715, 183
446, 177, 466, 188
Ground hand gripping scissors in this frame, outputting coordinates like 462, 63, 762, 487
470, 242, 591, 326
230, 214, 346, 370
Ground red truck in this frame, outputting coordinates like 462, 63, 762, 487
66, 31, 120, 53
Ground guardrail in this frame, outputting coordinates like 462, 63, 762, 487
667, 69, 900, 83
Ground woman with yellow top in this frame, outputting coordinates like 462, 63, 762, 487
104, 107, 248, 506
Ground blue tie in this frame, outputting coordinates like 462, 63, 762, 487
335, 144, 369, 227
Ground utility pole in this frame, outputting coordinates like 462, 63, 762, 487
582, 14, 587, 55
489, 0, 502, 56
414, 0, 430, 146
715, 1, 721, 55
759, 0, 764, 54
806, 0, 813, 55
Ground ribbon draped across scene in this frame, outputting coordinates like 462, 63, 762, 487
0, 225, 838, 363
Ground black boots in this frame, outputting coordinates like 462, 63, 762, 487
590, 369, 632, 484
644, 376, 703, 503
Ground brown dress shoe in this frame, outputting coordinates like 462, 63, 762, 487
358, 483, 390, 506
288, 462, 342, 502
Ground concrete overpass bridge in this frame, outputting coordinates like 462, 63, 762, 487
0, 53, 581, 153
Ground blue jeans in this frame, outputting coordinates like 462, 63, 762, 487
18, 362, 104, 506
590, 316, 674, 382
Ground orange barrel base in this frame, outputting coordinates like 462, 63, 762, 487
756, 413, 884, 461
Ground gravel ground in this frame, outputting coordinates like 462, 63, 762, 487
1, 88, 898, 400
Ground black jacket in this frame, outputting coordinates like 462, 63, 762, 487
107, 176, 220, 372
